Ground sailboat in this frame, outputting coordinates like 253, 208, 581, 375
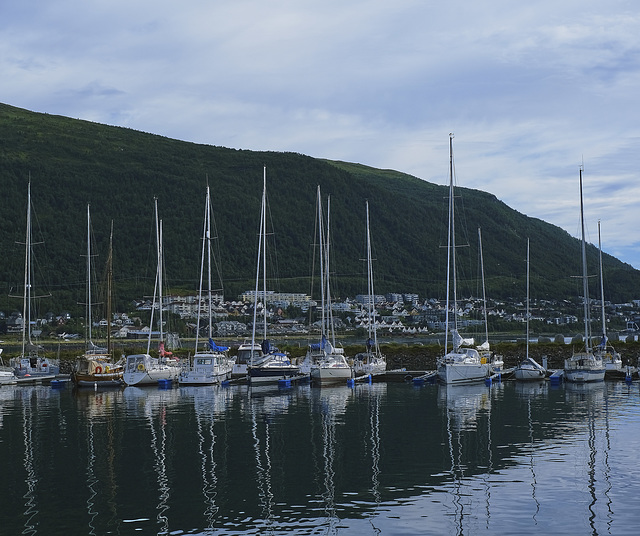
563, 167, 605, 383
302, 187, 352, 385
247, 168, 300, 384
436, 135, 491, 385
593, 221, 622, 371
72, 209, 123, 387
123, 199, 181, 386
179, 186, 233, 385
10, 181, 60, 380
353, 201, 386, 376
514, 238, 547, 381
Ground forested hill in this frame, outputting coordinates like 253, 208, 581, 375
0, 102, 638, 315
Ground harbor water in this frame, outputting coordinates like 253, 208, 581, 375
1, 379, 639, 535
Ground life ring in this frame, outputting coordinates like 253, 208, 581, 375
95, 366, 102, 374
137, 363, 145, 372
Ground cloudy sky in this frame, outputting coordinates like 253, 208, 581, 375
2, 1, 640, 267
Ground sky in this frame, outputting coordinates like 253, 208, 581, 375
2, 0, 640, 267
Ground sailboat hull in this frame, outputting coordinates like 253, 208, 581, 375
514, 367, 546, 381
437, 362, 491, 385
123, 354, 180, 386
248, 365, 301, 384
311, 365, 352, 384
564, 352, 605, 383
73, 372, 123, 387
563, 368, 605, 383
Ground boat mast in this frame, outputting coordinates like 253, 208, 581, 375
106, 221, 113, 357
206, 186, 213, 341
317, 186, 326, 342
147, 198, 161, 356
196, 187, 208, 351
326, 195, 336, 347
22, 181, 32, 356
526, 238, 530, 360
579, 167, 591, 352
598, 220, 607, 343
262, 167, 268, 341
86, 204, 93, 347
250, 167, 267, 363
478, 227, 489, 346
366, 200, 378, 353
444, 134, 457, 353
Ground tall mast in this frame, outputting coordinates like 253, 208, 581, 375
366, 201, 378, 352
106, 221, 113, 356
86, 204, 93, 345
22, 181, 32, 355
444, 134, 456, 352
598, 220, 607, 342
262, 167, 268, 339
326, 195, 336, 347
478, 227, 489, 346
526, 238, 530, 360
147, 198, 162, 355
206, 186, 213, 340
250, 167, 267, 362
317, 186, 326, 340
579, 167, 591, 351
196, 187, 209, 350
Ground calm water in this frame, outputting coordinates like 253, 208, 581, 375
1, 379, 639, 535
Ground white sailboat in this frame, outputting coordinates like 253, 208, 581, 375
247, 168, 300, 384
593, 221, 622, 371
179, 186, 233, 385
563, 167, 605, 383
303, 188, 352, 385
10, 181, 60, 380
123, 199, 180, 386
72, 208, 123, 387
353, 201, 386, 376
436, 135, 491, 385
515, 239, 546, 381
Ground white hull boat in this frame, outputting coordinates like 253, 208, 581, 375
123, 354, 180, 386
514, 357, 546, 381
179, 351, 232, 386
438, 348, 491, 385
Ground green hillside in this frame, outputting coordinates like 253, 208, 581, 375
0, 102, 638, 317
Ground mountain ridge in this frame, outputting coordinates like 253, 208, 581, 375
0, 102, 638, 316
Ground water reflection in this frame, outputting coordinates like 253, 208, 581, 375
2, 381, 640, 535
312, 387, 352, 535
122, 387, 180, 534
22, 390, 38, 536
